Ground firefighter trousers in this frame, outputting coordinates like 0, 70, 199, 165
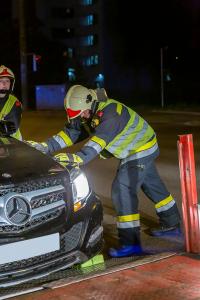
111, 158, 180, 245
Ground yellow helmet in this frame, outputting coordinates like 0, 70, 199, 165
64, 85, 97, 119
0, 65, 15, 91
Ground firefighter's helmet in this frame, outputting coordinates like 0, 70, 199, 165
64, 85, 97, 119
0, 65, 15, 91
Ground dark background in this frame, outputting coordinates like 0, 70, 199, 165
0, 0, 199, 108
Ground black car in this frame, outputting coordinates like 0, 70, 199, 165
0, 121, 103, 288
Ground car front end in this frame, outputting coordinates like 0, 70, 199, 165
0, 136, 103, 287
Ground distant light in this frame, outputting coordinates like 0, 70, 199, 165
95, 73, 104, 87
176, 56, 179, 60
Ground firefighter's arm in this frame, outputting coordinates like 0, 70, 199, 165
54, 134, 107, 167
45, 117, 88, 153
26, 118, 85, 154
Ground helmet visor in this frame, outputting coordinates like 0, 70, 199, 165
66, 108, 81, 119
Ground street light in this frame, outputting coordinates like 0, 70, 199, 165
160, 46, 168, 108
160, 47, 164, 108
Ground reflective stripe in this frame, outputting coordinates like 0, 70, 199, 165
155, 194, 176, 213
0, 95, 22, 141
135, 136, 157, 153
85, 140, 103, 153
155, 194, 173, 209
53, 135, 67, 148
117, 213, 140, 222
156, 200, 176, 213
108, 114, 139, 153
117, 220, 140, 229
53, 131, 73, 148
98, 98, 155, 160
58, 131, 73, 146
0, 95, 16, 119
120, 142, 158, 165
90, 136, 106, 149
11, 128, 22, 140
116, 103, 122, 115
0, 137, 11, 144
119, 119, 149, 158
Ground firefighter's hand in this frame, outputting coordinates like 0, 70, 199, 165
26, 140, 48, 154
54, 153, 83, 168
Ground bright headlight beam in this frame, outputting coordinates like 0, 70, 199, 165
73, 173, 90, 200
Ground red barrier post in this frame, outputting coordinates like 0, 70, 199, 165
177, 134, 200, 253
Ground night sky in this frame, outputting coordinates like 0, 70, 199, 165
104, 0, 200, 104
0, 0, 200, 106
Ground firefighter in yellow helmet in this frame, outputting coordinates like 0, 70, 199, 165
28, 84, 181, 257
0, 65, 22, 140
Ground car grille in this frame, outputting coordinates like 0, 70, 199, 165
0, 208, 63, 233
0, 175, 68, 233
0, 177, 63, 196
30, 191, 64, 209
0, 222, 83, 273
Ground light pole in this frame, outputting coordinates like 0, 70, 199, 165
160, 47, 164, 108
19, 0, 28, 110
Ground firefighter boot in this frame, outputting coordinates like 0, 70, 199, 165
150, 223, 181, 237
108, 244, 143, 258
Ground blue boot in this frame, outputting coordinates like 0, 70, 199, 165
109, 245, 143, 258
150, 224, 181, 237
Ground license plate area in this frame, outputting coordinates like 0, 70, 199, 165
0, 233, 60, 265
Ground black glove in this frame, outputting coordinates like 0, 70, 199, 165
0, 120, 16, 136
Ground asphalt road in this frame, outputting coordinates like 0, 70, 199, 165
21, 108, 200, 223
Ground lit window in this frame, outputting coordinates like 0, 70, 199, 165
81, 35, 96, 46
80, 15, 94, 26
82, 55, 99, 66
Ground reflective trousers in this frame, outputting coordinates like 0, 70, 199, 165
111, 158, 180, 245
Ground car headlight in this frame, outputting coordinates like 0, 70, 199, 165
70, 168, 90, 212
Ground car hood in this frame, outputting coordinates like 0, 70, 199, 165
0, 137, 67, 184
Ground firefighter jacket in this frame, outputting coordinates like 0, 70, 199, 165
46, 98, 159, 165
0, 94, 22, 140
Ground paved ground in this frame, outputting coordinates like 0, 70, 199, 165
10, 254, 200, 300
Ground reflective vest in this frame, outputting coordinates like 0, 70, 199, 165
0, 95, 22, 140
93, 98, 157, 160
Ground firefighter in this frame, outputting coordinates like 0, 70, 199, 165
0, 65, 22, 140
28, 85, 181, 257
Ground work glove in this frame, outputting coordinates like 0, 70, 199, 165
26, 140, 49, 154
54, 153, 83, 168
0, 120, 16, 136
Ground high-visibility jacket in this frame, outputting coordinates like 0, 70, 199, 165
0, 94, 22, 140
46, 98, 158, 165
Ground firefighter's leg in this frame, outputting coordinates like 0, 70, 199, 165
141, 161, 181, 236
109, 162, 145, 257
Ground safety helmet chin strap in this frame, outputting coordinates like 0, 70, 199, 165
91, 88, 108, 115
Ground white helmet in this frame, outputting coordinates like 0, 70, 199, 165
0, 65, 15, 91
64, 85, 97, 119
